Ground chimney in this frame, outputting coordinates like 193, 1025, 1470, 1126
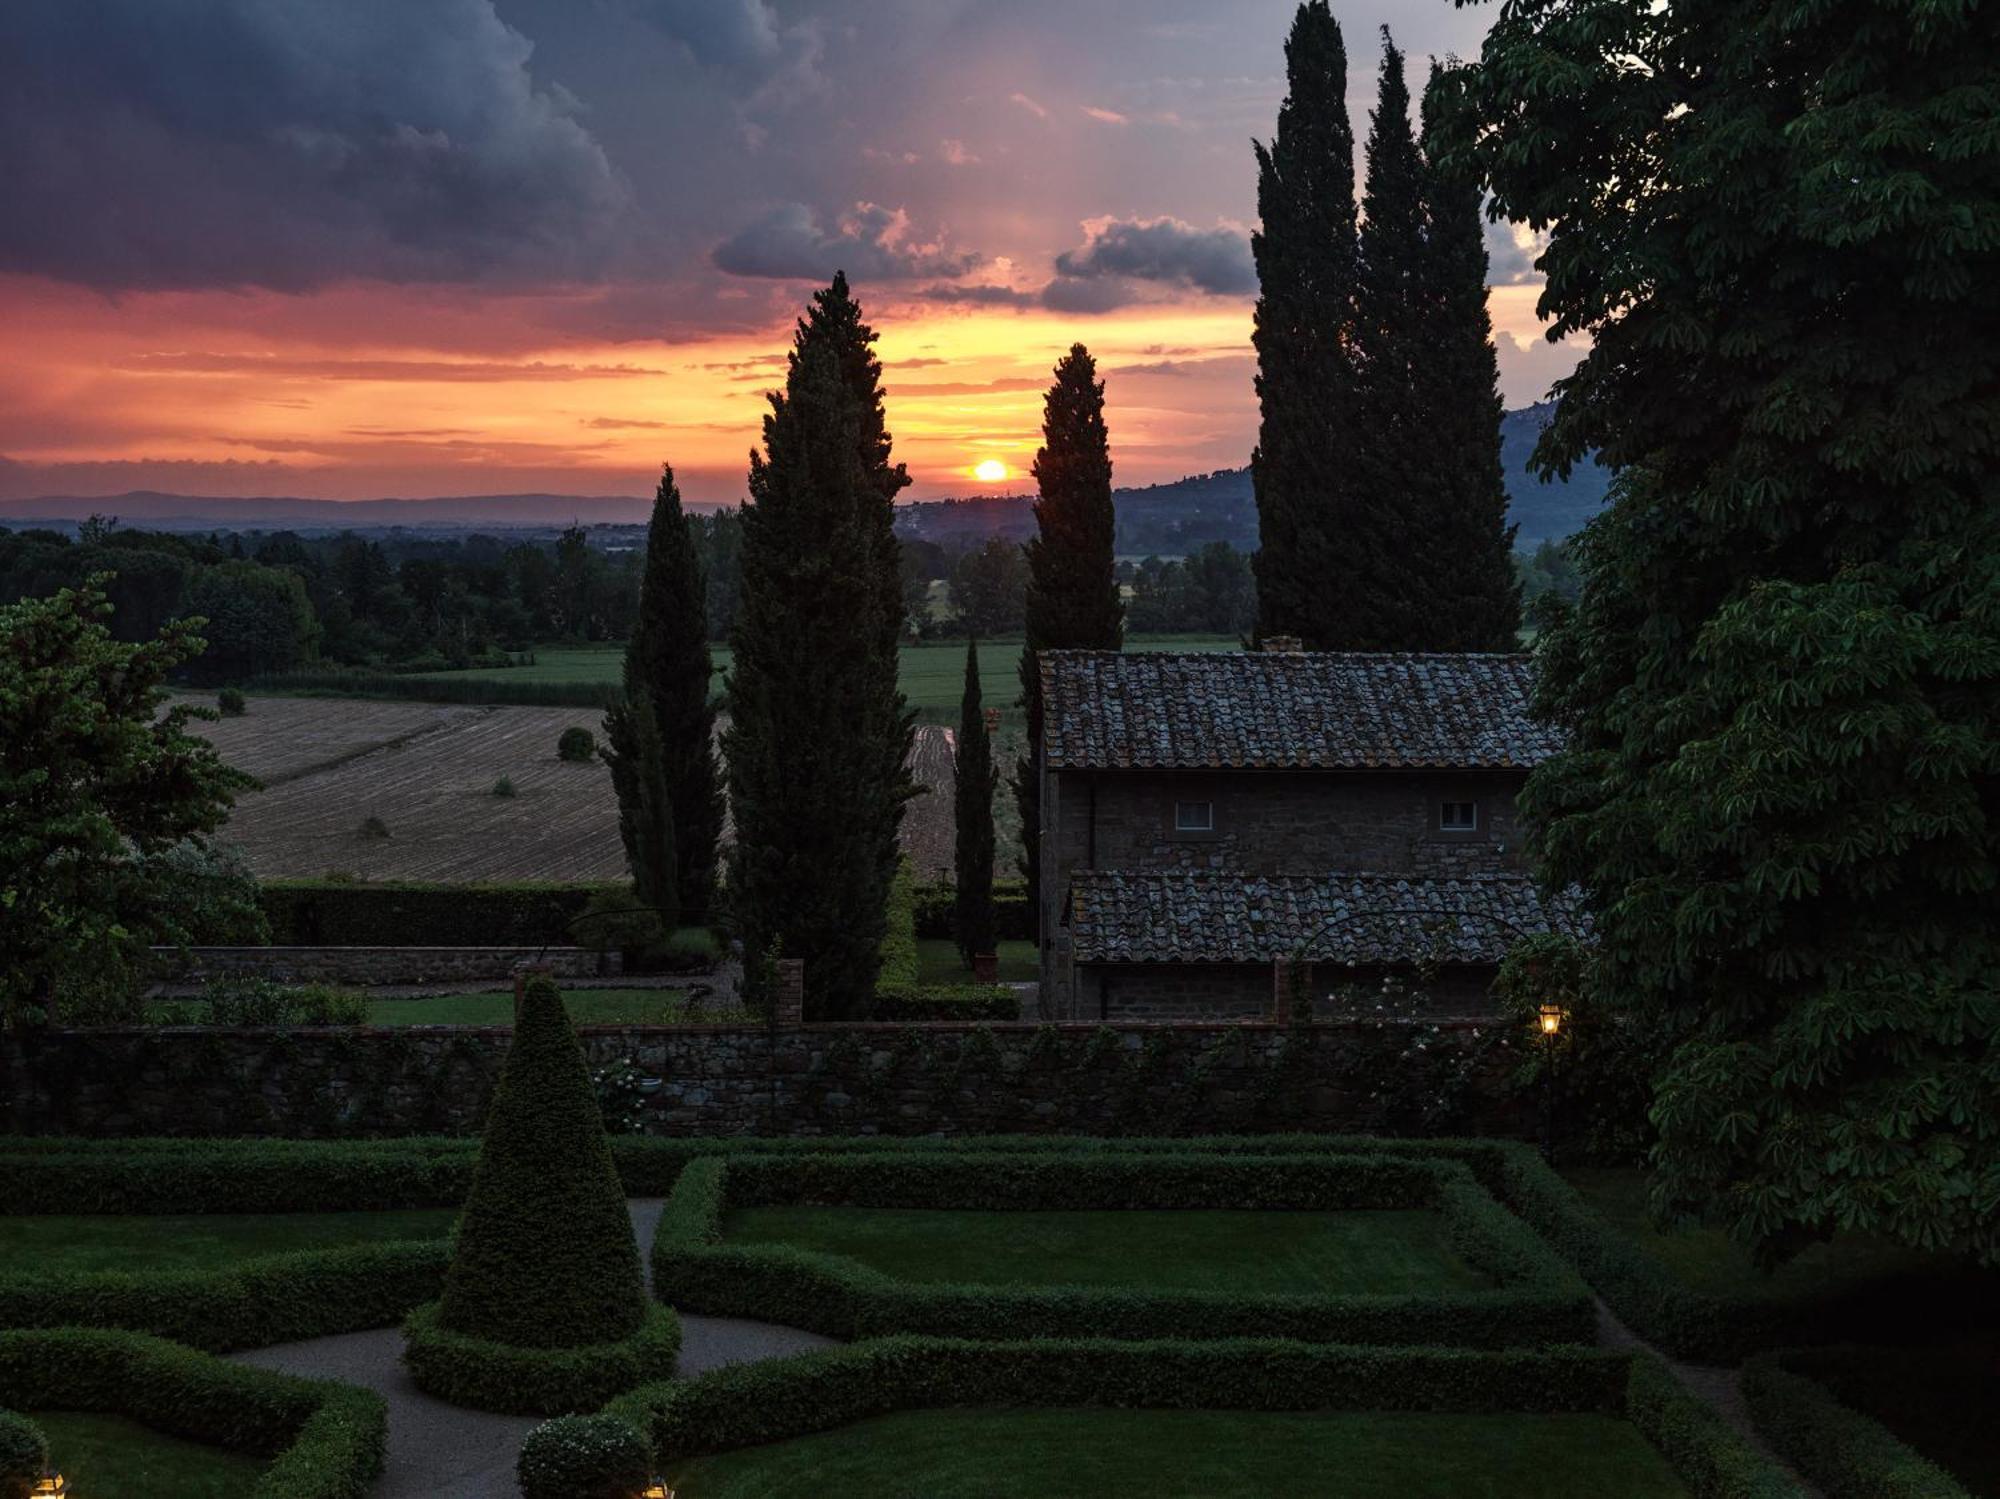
1262, 635, 1304, 653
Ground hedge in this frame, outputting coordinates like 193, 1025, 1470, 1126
650, 1151, 1594, 1347
516, 1412, 651, 1499
578, 1339, 1798, 1499
1742, 1348, 1976, 1499
402, 1300, 681, 1416
259, 880, 623, 947
0, 1327, 385, 1499
0, 1240, 452, 1353
5, 1133, 1984, 1364
868, 863, 1016, 1017
912, 878, 1033, 942
0, 1410, 43, 1499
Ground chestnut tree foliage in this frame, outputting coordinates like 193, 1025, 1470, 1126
1435, 0, 2000, 1262
1, 582, 252, 1022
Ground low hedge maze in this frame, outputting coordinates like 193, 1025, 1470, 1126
652, 1150, 1596, 1347
1742, 1347, 1981, 1499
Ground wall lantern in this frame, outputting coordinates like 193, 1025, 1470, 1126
1537, 1002, 1563, 1036
639, 1481, 675, 1499
31, 1472, 68, 1497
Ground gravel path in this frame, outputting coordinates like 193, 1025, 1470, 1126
230, 1198, 833, 1499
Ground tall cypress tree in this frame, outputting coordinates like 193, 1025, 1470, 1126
954, 637, 997, 965
1413, 64, 1521, 650
1016, 344, 1121, 926
726, 275, 912, 1019
604, 464, 720, 919
1251, 0, 1358, 647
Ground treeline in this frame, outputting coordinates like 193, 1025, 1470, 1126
0, 514, 747, 682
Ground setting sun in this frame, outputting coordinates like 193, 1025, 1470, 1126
972, 458, 1009, 483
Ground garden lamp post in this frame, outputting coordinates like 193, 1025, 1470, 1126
31, 1469, 68, 1497
1537, 1002, 1563, 1163
639, 1480, 675, 1499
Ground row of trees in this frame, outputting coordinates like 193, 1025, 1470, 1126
1251, 9, 1520, 651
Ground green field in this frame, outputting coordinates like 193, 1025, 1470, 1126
31, 1412, 268, 1499
401, 634, 1238, 714
1563, 1168, 1950, 1299
0, 1210, 456, 1276
721, 1207, 1487, 1296
364, 987, 710, 1026
665, 1409, 1692, 1499
915, 938, 1038, 983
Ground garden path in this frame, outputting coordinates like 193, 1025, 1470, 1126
229, 1197, 834, 1499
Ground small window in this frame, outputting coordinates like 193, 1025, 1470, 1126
1174, 800, 1215, 833
1440, 800, 1479, 833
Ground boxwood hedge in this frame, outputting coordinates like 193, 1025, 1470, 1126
567, 1338, 1800, 1499
650, 1151, 1595, 1347
0, 1327, 385, 1499
259, 880, 622, 948
1742, 1348, 1976, 1499
402, 1300, 681, 1417
0, 1409, 44, 1499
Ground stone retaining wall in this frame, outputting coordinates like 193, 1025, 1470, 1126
150, 946, 618, 985
1, 1019, 1525, 1139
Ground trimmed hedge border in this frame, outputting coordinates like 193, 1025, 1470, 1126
573, 1338, 1801, 1499
260, 880, 623, 948
0, 1327, 385, 1499
5, 1133, 1987, 1363
650, 1151, 1595, 1347
1741, 1349, 1975, 1499
402, 1299, 682, 1416
870, 863, 1016, 1019
0, 1240, 451, 1353
912, 878, 1033, 942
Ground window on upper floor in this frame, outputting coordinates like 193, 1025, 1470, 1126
1174, 799, 1216, 833
1440, 800, 1479, 833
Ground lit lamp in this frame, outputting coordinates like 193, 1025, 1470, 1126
639, 1481, 675, 1499
1538, 1002, 1563, 1036
1536, 1002, 1564, 1164
31, 1471, 68, 1498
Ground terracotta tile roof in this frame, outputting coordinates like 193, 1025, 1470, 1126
1040, 650, 1559, 771
1067, 869, 1588, 965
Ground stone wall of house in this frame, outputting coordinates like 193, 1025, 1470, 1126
1070, 962, 1501, 1022
151, 946, 619, 986
0, 1019, 1526, 1140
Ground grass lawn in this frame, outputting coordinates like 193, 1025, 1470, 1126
402, 634, 1240, 715
31, 1412, 267, 1499
364, 986, 711, 1026
722, 1207, 1487, 1296
1563, 1168, 1950, 1300
665, 1408, 1691, 1499
0, 1210, 456, 1276
915, 938, 1038, 984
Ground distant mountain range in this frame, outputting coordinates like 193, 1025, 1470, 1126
0, 405, 1610, 549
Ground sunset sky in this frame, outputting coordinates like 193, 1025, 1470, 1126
0, 0, 1581, 505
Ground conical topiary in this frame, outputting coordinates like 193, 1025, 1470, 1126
436, 976, 645, 1348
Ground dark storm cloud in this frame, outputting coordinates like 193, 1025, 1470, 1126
631, 0, 817, 84
711, 202, 981, 281
1052, 216, 1256, 295
916, 283, 1038, 308
0, 0, 626, 291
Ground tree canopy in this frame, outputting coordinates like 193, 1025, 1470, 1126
1434, 0, 2000, 1263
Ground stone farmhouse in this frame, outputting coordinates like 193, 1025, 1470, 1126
1035, 647, 1587, 1020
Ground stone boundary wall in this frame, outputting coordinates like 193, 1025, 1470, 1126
149, 946, 618, 985
1, 1019, 1526, 1140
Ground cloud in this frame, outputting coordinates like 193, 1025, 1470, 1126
633, 0, 814, 85
114, 353, 668, 382
712, 202, 980, 281
1038, 275, 1146, 315
1484, 213, 1546, 286
582, 417, 670, 429
0, 0, 627, 292
915, 283, 1037, 308
1052, 216, 1255, 295
1080, 105, 1130, 125
1009, 92, 1050, 119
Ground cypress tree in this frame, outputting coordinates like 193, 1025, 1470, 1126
954, 637, 997, 965
1016, 344, 1121, 926
1413, 63, 1520, 650
607, 465, 722, 917
1250, 0, 1359, 647
726, 274, 912, 1019
435, 976, 646, 1348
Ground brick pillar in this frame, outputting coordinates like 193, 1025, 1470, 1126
772, 958, 805, 1028
513, 961, 555, 1024
972, 952, 998, 985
